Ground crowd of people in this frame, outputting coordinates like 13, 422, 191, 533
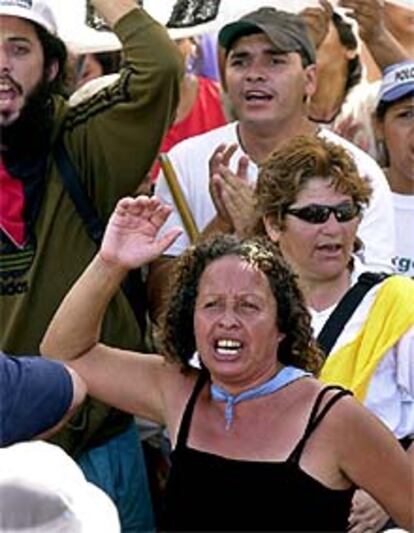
0, 0, 412, 531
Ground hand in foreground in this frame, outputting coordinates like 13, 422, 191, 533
348, 489, 389, 533
100, 195, 182, 270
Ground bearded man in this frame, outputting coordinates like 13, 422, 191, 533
0, 0, 182, 530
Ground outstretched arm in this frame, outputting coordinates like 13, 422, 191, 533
339, 0, 408, 71
90, 0, 140, 28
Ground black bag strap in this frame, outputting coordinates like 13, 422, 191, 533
54, 139, 104, 245
317, 272, 390, 357
53, 137, 147, 334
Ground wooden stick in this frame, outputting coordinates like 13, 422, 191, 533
158, 154, 200, 244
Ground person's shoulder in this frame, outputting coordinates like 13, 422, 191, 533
69, 74, 120, 107
168, 121, 238, 158
311, 385, 364, 430
198, 76, 223, 98
292, 382, 358, 441
377, 273, 414, 301
319, 128, 378, 166
319, 128, 387, 185
357, 270, 414, 294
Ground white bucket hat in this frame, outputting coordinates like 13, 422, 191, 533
0, 441, 120, 533
0, 0, 57, 34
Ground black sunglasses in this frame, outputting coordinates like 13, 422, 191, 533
285, 201, 360, 224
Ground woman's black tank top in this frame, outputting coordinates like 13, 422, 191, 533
162, 374, 355, 531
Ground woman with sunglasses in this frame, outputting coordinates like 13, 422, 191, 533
256, 134, 414, 533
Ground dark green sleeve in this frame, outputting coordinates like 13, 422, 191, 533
63, 8, 183, 221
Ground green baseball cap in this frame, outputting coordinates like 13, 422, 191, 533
218, 7, 316, 66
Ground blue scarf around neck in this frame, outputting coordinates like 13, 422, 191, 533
210, 365, 311, 430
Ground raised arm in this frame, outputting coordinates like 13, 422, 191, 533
66, 1, 183, 220
339, 0, 408, 71
300, 0, 333, 50
41, 197, 182, 422
90, 0, 140, 28
42, 196, 180, 359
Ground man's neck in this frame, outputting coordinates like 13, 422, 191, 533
237, 116, 317, 164
309, 70, 347, 124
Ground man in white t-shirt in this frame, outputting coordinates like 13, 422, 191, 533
149, 6, 395, 323
374, 60, 414, 277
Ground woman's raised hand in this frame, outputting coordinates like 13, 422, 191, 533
100, 195, 182, 270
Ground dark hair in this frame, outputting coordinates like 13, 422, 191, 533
332, 12, 362, 95
160, 234, 323, 374
376, 90, 414, 121
375, 91, 414, 166
92, 51, 122, 75
33, 23, 68, 95
255, 135, 372, 231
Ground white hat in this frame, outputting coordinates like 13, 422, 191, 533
0, 0, 57, 34
50, 0, 121, 54
378, 60, 414, 104
63, 27, 121, 55
0, 441, 120, 533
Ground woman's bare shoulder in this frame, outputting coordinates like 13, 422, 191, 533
159, 364, 200, 440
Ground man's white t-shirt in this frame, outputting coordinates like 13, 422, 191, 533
155, 121, 395, 273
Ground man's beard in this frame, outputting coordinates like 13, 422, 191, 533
1, 75, 54, 166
